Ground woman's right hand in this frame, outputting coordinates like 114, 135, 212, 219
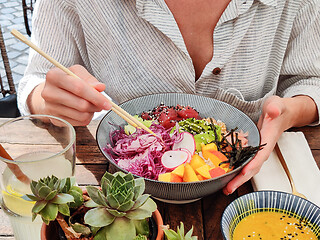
27, 65, 112, 126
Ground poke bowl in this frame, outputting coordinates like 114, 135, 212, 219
96, 93, 261, 203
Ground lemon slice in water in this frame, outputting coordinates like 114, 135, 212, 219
2, 184, 35, 217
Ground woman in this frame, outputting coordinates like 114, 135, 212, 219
18, 0, 320, 194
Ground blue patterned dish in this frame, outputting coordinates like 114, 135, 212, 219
96, 93, 260, 203
221, 191, 320, 239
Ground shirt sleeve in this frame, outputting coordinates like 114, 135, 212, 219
17, 0, 88, 115
277, 0, 320, 125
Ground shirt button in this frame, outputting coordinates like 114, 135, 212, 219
212, 67, 221, 75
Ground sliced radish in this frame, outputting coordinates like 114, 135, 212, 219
179, 148, 192, 163
161, 149, 190, 169
172, 132, 196, 155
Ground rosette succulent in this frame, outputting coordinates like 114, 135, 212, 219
84, 171, 157, 240
29, 171, 157, 240
27, 175, 83, 225
162, 222, 198, 240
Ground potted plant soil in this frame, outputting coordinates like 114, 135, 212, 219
27, 171, 163, 240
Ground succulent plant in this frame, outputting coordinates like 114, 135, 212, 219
29, 171, 157, 240
162, 222, 198, 240
84, 171, 157, 240
27, 175, 83, 225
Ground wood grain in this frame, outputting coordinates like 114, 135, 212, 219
0, 119, 319, 240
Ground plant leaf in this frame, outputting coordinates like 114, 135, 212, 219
51, 193, 74, 204
163, 229, 178, 240
70, 222, 92, 236
137, 198, 157, 213
40, 203, 58, 222
131, 194, 149, 210
86, 186, 107, 206
133, 178, 145, 199
30, 181, 38, 196
118, 199, 135, 212
107, 208, 126, 218
32, 200, 47, 214
84, 207, 115, 227
68, 190, 83, 208
105, 217, 136, 240
107, 193, 120, 209
38, 186, 52, 199
45, 190, 58, 201
84, 199, 100, 208
125, 208, 152, 220
26, 194, 39, 201
58, 203, 70, 216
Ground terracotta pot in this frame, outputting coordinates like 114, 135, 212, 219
41, 209, 164, 240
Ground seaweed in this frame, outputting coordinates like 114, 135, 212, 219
209, 118, 266, 169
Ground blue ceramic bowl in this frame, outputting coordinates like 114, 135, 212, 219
96, 93, 260, 203
221, 191, 320, 239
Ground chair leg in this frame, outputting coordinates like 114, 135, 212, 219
22, 0, 32, 36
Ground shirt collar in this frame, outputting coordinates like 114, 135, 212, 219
218, 0, 277, 25
257, 0, 277, 7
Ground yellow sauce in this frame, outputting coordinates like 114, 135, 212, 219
233, 210, 319, 240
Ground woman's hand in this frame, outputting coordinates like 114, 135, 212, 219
27, 65, 112, 126
223, 95, 318, 195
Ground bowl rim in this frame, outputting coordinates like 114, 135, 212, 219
220, 190, 320, 239
96, 92, 261, 184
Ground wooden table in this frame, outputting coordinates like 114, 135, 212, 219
0, 119, 319, 240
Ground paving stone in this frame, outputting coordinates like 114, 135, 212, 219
0, 20, 11, 26
0, 0, 29, 98
10, 42, 29, 51
12, 64, 26, 75
1, 8, 15, 14
7, 51, 21, 59
3, 2, 18, 7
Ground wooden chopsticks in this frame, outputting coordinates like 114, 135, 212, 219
11, 29, 156, 136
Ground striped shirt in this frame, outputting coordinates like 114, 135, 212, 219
18, 0, 320, 123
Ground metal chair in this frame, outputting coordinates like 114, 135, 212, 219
22, 0, 36, 36
0, 26, 20, 117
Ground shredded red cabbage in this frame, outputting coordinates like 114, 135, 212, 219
104, 123, 177, 180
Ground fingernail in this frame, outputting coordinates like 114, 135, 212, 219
243, 170, 252, 177
223, 187, 234, 196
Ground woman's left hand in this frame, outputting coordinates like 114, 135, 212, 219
223, 95, 318, 195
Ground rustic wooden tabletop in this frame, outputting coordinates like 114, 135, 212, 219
0, 119, 319, 240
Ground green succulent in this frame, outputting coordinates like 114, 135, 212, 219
84, 171, 157, 240
163, 222, 198, 240
27, 175, 83, 225
133, 235, 148, 240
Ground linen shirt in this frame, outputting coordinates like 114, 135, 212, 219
18, 0, 320, 123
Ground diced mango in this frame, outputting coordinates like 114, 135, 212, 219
158, 172, 183, 182
172, 164, 185, 178
201, 142, 217, 154
183, 163, 199, 182
209, 167, 226, 178
211, 150, 228, 162
204, 152, 222, 167
189, 154, 206, 171
197, 174, 206, 181
170, 173, 183, 182
203, 149, 228, 168
195, 164, 212, 179
158, 172, 171, 182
